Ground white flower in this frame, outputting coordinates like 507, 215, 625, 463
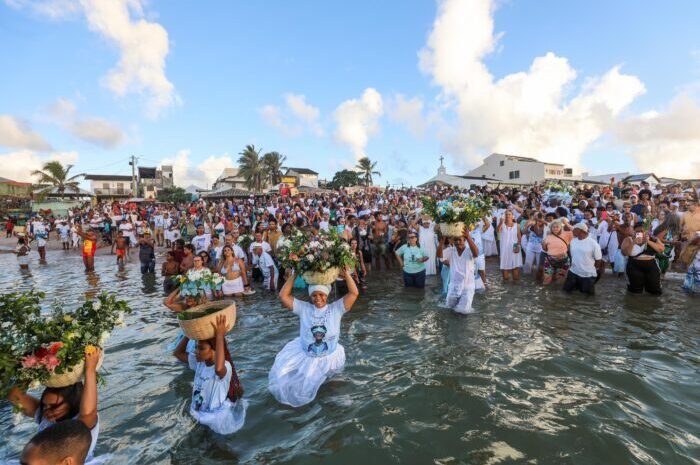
306, 254, 315, 262
92, 301, 102, 310
99, 331, 110, 345
1, 322, 11, 329
342, 243, 351, 250
29, 380, 40, 390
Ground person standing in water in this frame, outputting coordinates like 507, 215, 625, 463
75, 224, 98, 272
437, 225, 480, 314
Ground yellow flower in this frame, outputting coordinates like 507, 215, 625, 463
84, 345, 98, 356
63, 315, 73, 323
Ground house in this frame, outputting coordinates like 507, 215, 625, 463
0, 177, 32, 198
622, 173, 661, 187
465, 153, 575, 185
212, 168, 250, 191
419, 157, 497, 189
285, 168, 319, 188
581, 172, 629, 184
84, 174, 134, 200
137, 165, 174, 198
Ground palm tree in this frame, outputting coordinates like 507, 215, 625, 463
237, 144, 265, 192
31, 161, 84, 199
262, 151, 287, 185
355, 156, 381, 186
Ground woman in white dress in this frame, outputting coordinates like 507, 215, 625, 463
269, 268, 359, 407
481, 215, 498, 257
173, 315, 247, 434
498, 210, 523, 281
418, 219, 438, 276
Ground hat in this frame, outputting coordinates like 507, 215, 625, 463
308, 284, 331, 296
251, 242, 263, 249
573, 223, 588, 233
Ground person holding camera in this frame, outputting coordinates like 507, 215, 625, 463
621, 222, 666, 295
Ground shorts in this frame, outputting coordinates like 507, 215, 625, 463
475, 255, 485, 271
155, 227, 164, 235
544, 255, 570, 276
373, 242, 387, 257
116, 248, 126, 258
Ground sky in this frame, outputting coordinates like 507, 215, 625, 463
1, 0, 700, 189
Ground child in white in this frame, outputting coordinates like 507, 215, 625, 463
173, 314, 247, 434
269, 269, 359, 407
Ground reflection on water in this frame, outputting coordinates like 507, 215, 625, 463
0, 251, 698, 465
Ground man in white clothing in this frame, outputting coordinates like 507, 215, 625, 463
564, 223, 602, 295
418, 219, 438, 276
437, 226, 480, 314
191, 224, 211, 255
252, 242, 278, 291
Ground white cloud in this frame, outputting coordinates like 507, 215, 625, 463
7, 0, 177, 117
49, 98, 125, 148
160, 150, 233, 188
0, 115, 52, 151
615, 94, 700, 178
333, 87, 384, 159
0, 150, 79, 182
388, 94, 427, 138
259, 93, 323, 137
418, 0, 645, 172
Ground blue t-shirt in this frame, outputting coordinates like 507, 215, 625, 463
396, 244, 427, 274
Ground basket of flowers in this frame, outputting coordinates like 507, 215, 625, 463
544, 182, 576, 202
237, 234, 254, 254
178, 300, 236, 340
277, 229, 356, 285
172, 268, 221, 298
0, 291, 131, 394
422, 195, 493, 237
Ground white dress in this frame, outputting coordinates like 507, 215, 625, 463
482, 219, 498, 256
499, 224, 523, 270
268, 298, 346, 407
188, 353, 247, 434
444, 246, 476, 314
418, 224, 438, 275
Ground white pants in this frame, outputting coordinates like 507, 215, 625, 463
523, 249, 542, 274
446, 288, 475, 314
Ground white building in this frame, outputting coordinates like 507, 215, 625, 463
465, 153, 575, 184
212, 168, 249, 191
419, 156, 496, 189
581, 172, 629, 184
83, 174, 134, 199
285, 168, 319, 188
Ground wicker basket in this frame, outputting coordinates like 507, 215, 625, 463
303, 267, 340, 285
44, 352, 105, 388
439, 222, 466, 237
178, 301, 236, 341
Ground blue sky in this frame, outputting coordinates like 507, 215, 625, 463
1, 0, 699, 187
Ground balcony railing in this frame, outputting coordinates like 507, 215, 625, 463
93, 188, 132, 196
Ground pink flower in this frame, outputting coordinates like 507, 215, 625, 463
22, 355, 39, 368
42, 354, 60, 371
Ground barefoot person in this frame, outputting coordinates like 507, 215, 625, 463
173, 315, 247, 434
75, 225, 98, 272
269, 268, 359, 407
8, 348, 102, 462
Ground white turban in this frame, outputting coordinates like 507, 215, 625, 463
308, 284, 331, 296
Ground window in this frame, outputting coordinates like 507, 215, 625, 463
500, 160, 505, 166
102, 183, 109, 189
508, 170, 520, 179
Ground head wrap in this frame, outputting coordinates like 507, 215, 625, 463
308, 284, 331, 296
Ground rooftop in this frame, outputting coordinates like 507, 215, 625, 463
138, 167, 157, 178
285, 167, 318, 175
84, 174, 133, 181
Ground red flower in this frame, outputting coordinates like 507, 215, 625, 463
48, 342, 64, 355
35, 347, 48, 358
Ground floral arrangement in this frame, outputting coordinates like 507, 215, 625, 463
544, 182, 576, 196
172, 268, 223, 296
177, 305, 224, 321
421, 195, 493, 226
237, 234, 254, 253
277, 228, 356, 275
0, 291, 131, 395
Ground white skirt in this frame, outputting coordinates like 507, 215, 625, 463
482, 239, 498, 257
268, 337, 346, 407
222, 277, 244, 295
191, 398, 248, 435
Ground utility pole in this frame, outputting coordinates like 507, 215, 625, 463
128, 155, 138, 197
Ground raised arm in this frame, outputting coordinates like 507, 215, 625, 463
79, 347, 100, 430
7, 387, 39, 419
342, 267, 359, 311
164, 288, 184, 313
173, 334, 190, 364
212, 314, 227, 379
279, 269, 295, 310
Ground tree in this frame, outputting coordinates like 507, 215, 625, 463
237, 144, 266, 192
31, 161, 84, 199
157, 187, 191, 204
355, 157, 381, 186
327, 169, 362, 189
262, 151, 287, 185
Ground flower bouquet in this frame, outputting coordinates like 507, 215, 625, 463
544, 182, 576, 203
172, 268, 219, 297
277, 229, 356, 285
237, 234, 254, 253
422, 195, 493, 237
0, 291, 131, 395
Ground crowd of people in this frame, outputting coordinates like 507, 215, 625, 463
5, 177, 700, 464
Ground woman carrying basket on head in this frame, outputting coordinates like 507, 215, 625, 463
269, 267, 359, 407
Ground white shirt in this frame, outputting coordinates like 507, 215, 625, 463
192, 233, 212, 254
569, 235, 602, 278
